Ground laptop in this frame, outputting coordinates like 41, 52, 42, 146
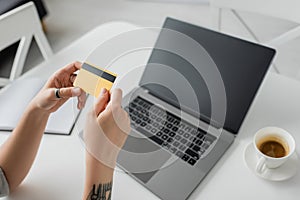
118, 17, 275, 200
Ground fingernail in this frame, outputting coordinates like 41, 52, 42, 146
100, 88, 107, 95
72, 87, 81, 96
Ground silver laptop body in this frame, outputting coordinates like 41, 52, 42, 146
117, 18, 275, 200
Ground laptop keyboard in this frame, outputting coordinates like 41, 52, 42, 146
125, 96, 217, 166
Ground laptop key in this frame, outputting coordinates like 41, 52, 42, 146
162, 134, 168, 140
151, 128, 157, 134
192, 145, 201, 152
189, 136, 195, 142
173, 120, 180, 126
182, 154, 190, 162
185, 127, 191, 132
174, 135, 181, 141
170, 147, 177, 154
167, 138, 174, 143
157, 125, 163, 131
191, 129, 197, 135
169, 132, 176, 137
196, 140, 203, 146
154, 108, 160, 114
153, 122, 159, 127
197, 129, 206, 135
133, 98, 139, 103
143, 104, 150, 109
173, 141, 180, 147
188, 158, 197, 166
186, 141, 192, 147
196, 133, 204, 139
149, 135, 164, 145
176, 151, 184, 158
129, 102, 137, 107
163, 128, 170, 134
136, 106, 142, 111
194, 139, 201, 145
166, 123, 173, 128
180, 138, 187, 144
156, 132, 163, 137
150, 115, 157, 119
179, 124, 185, 129
172, 126, 178, 132
168, 117, 174, 123
185, 149, 200, 160
179, 145, 186, 151
162, 142, 171, 149
146, 125, 152, 130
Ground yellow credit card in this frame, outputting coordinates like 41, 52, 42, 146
73, 62, 117, 97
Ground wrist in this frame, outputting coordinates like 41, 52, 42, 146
86, 150, 117, 169
27, 101, 51, 118
85, 151, 116, 183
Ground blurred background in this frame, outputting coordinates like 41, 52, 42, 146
1, 0, 300, 80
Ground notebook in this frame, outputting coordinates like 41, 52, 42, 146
0, 78, 81, 135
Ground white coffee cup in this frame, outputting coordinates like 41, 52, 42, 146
253, 127, 295, 174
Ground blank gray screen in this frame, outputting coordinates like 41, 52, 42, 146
139, 18, 275, 134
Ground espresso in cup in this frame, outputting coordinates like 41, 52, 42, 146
253, 127, 296, 173
257, 136, 289, 158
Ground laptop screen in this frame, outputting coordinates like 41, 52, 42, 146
139, 18, 275, 134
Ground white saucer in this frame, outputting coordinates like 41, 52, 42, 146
244, 142, 300, 181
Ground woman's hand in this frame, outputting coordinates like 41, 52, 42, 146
31, 61, 86, 113
83, 88, 131, 168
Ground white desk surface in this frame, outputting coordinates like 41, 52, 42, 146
0, 22, 299, 200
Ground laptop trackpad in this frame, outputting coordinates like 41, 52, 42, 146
118, 134, 171, 183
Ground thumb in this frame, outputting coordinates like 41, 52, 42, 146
58, 87, 82, 98
94, 88, 110, 116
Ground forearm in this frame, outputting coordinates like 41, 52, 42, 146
83, 152, 115, 200
0, 102, 49, 191
82, 88, 129, 200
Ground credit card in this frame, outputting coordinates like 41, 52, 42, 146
73, 62, 117, 97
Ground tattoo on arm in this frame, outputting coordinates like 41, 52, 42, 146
87, 182, 112, 200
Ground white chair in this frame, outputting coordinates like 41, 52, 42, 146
210, 0, 300, 74
0, 2, 53, 86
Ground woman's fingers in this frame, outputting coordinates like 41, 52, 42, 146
107, 88, 123, 111
93, 88, 110, 116
55, 87, 82, 99
77, 91, 87, 109
63, 61, 82, 74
